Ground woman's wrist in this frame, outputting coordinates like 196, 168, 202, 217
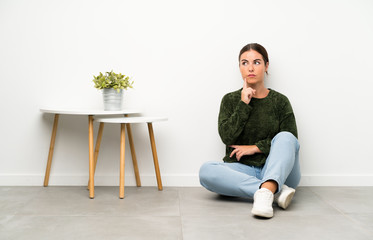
253, 145, 262, 153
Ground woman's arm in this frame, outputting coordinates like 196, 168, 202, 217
219, 82, 257, 145
279, 99, 298, 138
255, 96, 298, 156
218, 94, 252, 145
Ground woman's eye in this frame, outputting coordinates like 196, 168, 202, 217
242, 62, 248, 66
254, 61, 261, 65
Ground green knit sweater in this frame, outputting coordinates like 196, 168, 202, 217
218, 88, 298, 167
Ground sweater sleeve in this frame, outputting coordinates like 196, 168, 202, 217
255, 138, 272, 156
218, 94, 252, 145
255, 95, 298, 156
279, 96, 298, 138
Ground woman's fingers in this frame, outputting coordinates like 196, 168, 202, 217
229, 148, 239, 158
243, 78, 248, 89
230, 146, 243, 161
236, 151, 242, 161
230, 145, 259, 160
241, 84, 257, 104
247, 88, 256, 99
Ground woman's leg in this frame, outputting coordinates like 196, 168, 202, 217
251, 132, 300, 217
199, 161, 261, 198
284, 149, 300, 188
260, 131, 301, 193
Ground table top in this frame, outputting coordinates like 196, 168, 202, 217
40, 108, 140, 116
95, 116, 168, 123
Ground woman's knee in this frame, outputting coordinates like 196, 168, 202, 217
274, 131, 296, 140
272, 131, 300, 150
199, 161, 218, 185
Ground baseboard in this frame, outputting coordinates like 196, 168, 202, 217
0, 174, 200, 187
299, 175, 373, 186
0, 174, 372, 186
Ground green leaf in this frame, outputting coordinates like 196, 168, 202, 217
93, 70, 134, 90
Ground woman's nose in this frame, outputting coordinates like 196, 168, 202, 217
248, 63, 254, 71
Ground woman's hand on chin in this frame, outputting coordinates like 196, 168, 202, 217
241, 79, 256, 104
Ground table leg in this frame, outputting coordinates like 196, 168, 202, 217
126, 123, 141, 187
88, 115, 95, 199
88, 122, 104, 190
44, 114, 59, 187
124, 114, 141, 187
147, 123, 163, 191
120, 123, 126, 199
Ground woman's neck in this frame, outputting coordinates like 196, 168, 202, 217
248, 84, 270, 99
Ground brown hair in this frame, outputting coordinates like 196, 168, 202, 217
239, 43, 269, 65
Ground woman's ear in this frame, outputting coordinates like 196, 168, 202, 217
265, 62, 269, 74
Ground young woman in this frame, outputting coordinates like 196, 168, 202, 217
199, 43, 300, 218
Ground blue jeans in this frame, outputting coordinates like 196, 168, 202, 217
199, 132, 300, 198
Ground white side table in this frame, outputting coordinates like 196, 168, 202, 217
95, 117, 167, 199
40, 108, 140, 199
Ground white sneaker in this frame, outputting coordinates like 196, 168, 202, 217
275, 185, 296, 210
251, 188, 274, 218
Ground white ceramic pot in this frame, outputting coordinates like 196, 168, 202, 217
102, 88, 123, 111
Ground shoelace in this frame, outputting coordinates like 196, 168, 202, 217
255, 189, 273, 205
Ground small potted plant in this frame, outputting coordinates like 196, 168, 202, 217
93, 70, 134, 111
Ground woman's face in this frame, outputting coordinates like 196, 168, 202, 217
239, 50, 268, 86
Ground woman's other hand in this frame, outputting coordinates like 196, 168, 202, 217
241, 79, 256, 104
229, 145, 261, 161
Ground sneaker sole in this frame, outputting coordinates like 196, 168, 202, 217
251, 208, 273, 218
277, 189, 295, 209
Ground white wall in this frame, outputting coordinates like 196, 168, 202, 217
1, 0, 372, 186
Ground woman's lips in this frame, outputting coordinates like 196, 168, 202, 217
248, 74, 256, 77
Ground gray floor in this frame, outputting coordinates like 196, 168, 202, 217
1, 186, 373, 240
